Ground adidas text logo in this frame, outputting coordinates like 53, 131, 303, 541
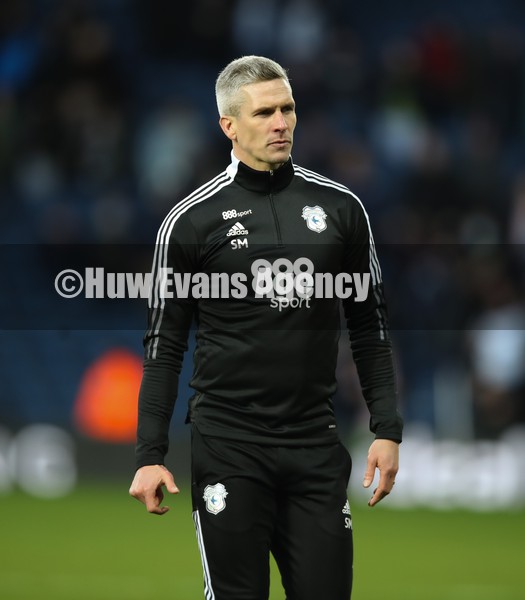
342, 500, 351, 515
226, 222, 249, 237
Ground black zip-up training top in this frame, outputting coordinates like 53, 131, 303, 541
135, 155, 403, 468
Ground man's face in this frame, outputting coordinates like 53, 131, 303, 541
220, 78, 297, 171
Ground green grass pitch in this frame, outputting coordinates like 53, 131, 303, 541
0, 483, 522, 599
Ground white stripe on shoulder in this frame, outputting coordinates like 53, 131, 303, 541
154, 170, 231, 247
293, 165, 351, 195
146, 169, 234, 358
349, 197, 382, 285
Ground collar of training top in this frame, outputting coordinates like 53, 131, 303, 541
233, 157, 294, 194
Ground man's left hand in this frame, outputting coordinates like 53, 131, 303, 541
362, 439, 399, 507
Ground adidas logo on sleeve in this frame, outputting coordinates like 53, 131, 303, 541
226, 222, 249, 237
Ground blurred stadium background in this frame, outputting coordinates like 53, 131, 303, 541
1, 0, 524, 598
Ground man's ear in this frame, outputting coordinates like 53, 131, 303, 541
219, 116, 237, 141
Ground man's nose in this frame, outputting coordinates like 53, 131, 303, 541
272, 111, 288, 130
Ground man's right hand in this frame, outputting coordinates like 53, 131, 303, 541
129, 464, 180, 515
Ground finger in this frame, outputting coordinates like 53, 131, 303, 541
368, 472, 396, 507
378, 465, 394, 489
362, 458, 376, 488
148, 505, 170, 516
368, 486, 390, 507
158, 465, 180, 494
162, 473, 180, 495
144, 490, 162, 514
146, 497, 171, 514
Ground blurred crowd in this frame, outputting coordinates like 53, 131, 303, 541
1, 0, 525, 440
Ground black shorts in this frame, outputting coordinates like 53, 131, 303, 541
191, 426, 353, 600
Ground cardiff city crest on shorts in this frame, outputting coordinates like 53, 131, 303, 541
203, 483, 228, 515
302, 205, 327, 233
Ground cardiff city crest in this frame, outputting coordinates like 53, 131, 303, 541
203, 483, 228, 515
302, 205, 327, 233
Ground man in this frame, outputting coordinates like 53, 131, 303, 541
130, 55, 402, 599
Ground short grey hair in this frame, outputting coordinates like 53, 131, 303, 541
215, 55, 290, 117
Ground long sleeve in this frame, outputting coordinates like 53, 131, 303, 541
135, 210, 200, 469
342, 197, 403, 442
